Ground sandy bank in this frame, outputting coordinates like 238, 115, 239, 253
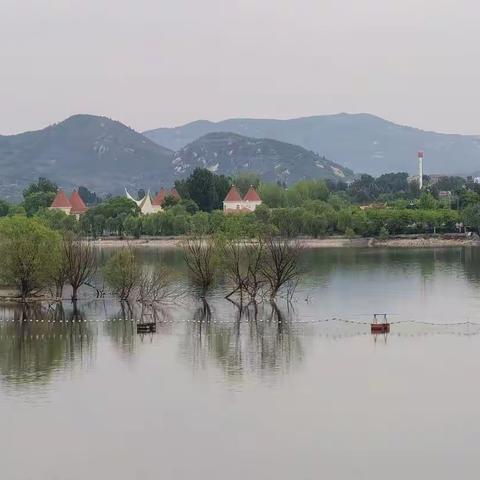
92, 235, 480, 249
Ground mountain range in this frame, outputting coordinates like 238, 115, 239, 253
0, 115, 352, 201
2, 112, 480, 201
171, 132, 353, 183
0, 115, 173, 201
144, 113, 480, 177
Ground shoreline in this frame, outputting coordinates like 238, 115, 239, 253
92, 234, 480, 249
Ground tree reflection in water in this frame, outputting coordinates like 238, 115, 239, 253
0, 302, 95, 389
104, 301, 174, 355
180, 301, 304, 381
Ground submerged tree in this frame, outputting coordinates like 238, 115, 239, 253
221, 237, 266, 303
244, 239, 266, 300
63, 234, 98, 301
0, 217, 61, 301
52, 247, 69, 299
136, 268, 180, 305
103, 247, 141, 301
221, 238, 247, 300
260, 238, 302, 300
182, 236, 218, 298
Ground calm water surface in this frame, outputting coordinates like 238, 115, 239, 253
2, 247, 480, 480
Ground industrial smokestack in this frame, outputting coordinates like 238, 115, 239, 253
418, 151, 424, 190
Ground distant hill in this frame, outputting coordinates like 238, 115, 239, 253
171, 132, 353, 183
144, 113, 480, 176
0, 115, 174, 201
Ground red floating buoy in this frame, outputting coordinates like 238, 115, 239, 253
371, 323, 390, 334
371, 314, 390, 334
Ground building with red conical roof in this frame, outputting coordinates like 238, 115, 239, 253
152, 188, 167, 208
243, 186, 262, 203
70, 190, 88, 217
223, 185, 262, 213
151, 188, 182, 212
50, 190, 72, 214
50, 189, 89, 218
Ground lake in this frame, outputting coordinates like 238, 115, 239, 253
1, 247, 480, 480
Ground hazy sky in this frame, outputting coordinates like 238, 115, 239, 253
1, 0, 479, 135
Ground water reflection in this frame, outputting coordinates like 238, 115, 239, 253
103, 301, 173, 356
3, 247, 480, 480
180, 301, 304, 382
0, 303, 95, 390
1, 246, 480, 394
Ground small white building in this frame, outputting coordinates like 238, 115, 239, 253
223, 186, 262, 213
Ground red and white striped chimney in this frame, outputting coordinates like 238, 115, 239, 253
418, 151, 424, 190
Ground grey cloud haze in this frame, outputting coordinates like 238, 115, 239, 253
1, 0, 479, 135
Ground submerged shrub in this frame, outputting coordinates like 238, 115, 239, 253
103, 248, 141, 301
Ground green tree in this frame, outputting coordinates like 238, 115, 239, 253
457, 189, 480, 209
178, 199, 199, 215
123, 216, 142, 238
258, 183, 287, 208
0, 217, 61, 300
8, 205, 26, 216
83, 197, 139, 236
36, 208, 78, 232
163, 195, 180, 208
271, 208, 303, 237
287, 180, 329, 206
191, 211, 211, 234
90, 196, 140, 219
22, 178, 58, 216
302, 211, 328, 238
23, 177, 58, 198
0, 200, 10, 217
23, 191, 56, 216
172, 215, 191, 235
254, 204, 271, 224
464, 204, 480, 233
348, 174, 379, 203
336, 209, 354, 233
175, 168, 230, 212
78, 186, 101, 206
209, 210, 226, 233
378, 226, 389, 240
419, 192, 438, 210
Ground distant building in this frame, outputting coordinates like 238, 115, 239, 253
152, 188, 181, 209
125, 188, 181, 215
474, 177, 480, 184
407, 174, 446, 186
223, 185, 262, 213
50, 190, 88, 219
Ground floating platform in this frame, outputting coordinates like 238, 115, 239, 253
371, 323, 390, 334
136, 322, 156, 333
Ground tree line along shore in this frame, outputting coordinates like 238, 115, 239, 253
2, 169, 480, 305
1, 169, 480, 241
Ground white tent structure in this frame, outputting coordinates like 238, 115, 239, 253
125, 188, 158, 215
